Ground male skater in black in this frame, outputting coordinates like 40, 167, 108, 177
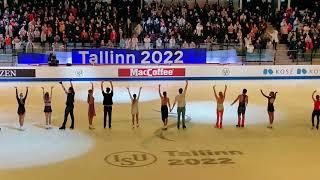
101, 81, 114, 129
59, 80, 75, 130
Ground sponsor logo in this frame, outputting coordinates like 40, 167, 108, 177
264, 67, 320, 76
118, 68, 185, 77
263, 68, 294, 75
222, 68, 230, 76
297, 68, 320, 75
0, 69, 35, 77
74, 69, 84, 77
104, 151, 157, 167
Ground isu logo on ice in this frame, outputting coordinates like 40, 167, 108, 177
104, 151, 157, 167
118, 68, 185, 77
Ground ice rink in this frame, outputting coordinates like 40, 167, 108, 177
0, 79, 319, 180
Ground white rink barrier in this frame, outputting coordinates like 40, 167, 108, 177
1, 65, 320, 81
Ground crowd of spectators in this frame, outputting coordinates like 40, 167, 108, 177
275, 2, 320, 59
0, 0, 278, 52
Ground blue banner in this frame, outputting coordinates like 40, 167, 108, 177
18, 53, 49, 64
18, 52, 72, 65
71, 48, 206, 65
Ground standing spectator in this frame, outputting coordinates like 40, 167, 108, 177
12, 36, 21, 50
110, 29, 117, 43
156, 37, 162, 49
169, 36, 176, 48
144, 35, 151, 49
4, 35, 12, 51
312, 36, 319, 56
269, 30, 279, 50
125, 37, 131, 49
0, 34, 4, 50
131, 34, 139, 50
40, 25, 47, 46
280, 19, 288, 43
119, 37, 125, 48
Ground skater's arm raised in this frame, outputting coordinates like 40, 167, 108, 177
274, 92, 278, 98
312, 90, 317, 101
69, 80, 73, 89
50, 86, 54, 98
184, 80, 188, 93
260, 89, 269, 98
137, 87, 142, 100
213, 85, 218, 100
223, 85, 227, 98
15, 87, 18, 100
41, 87, 45, 97
158, 84, 163, 98
24, 87, 28, 99
90, 82, 94, 92
101, 81, 105, 93
127, 87, 133, 100
60, 82, 68, 94
110, 81, 113, 91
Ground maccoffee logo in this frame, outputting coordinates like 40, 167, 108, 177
118, 68, 185, 77
104, 151, 157, 167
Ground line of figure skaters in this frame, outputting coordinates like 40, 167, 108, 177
2, 80, 320, 132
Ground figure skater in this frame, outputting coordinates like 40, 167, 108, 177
171, 80, 188, 129
87, 82, 96, 130
231, 89, 248, 128
311, 90, 320, 130
159, 84, 171, 130
59, 80, 75, 130
260, 89, 277, 128
101, 81, 114, 129
127, 87, 142, 128
213, 85, 227, 129
41, 86, 54, 129
15, 86, 28, 130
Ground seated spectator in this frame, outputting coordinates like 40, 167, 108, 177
189, 41, 196, 48
182, 41, 189, 49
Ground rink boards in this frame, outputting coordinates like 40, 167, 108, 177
0, 65, 320, 81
